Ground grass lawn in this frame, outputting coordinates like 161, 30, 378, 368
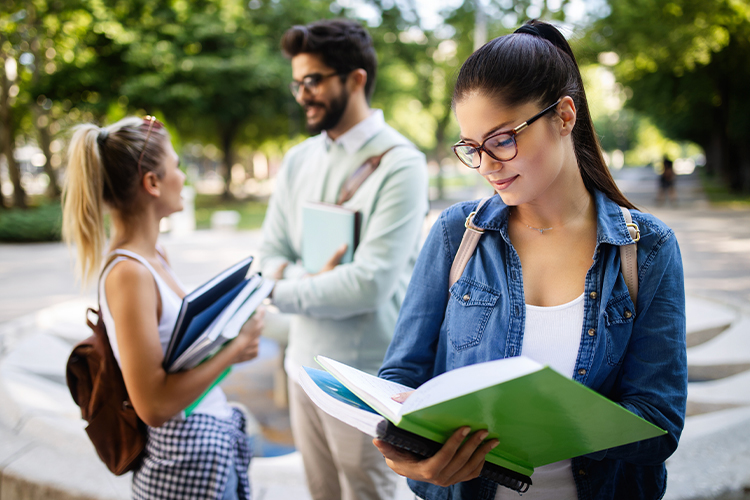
194, 194, 269, 230
701, 175, 750, 208
0, 199, 62, 242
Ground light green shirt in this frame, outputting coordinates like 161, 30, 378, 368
260, 111, 428, 379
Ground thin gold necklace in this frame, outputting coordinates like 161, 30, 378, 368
521, 219, 553, 234
512, 198, 590, 235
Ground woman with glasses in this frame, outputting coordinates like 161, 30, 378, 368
63, 116, 263, 500
375, 20, 687, 500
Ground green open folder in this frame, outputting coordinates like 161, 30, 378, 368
299, 356, 666, 481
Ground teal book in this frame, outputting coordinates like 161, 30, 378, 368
299, 356, 666, 482
302, 202, 360, 274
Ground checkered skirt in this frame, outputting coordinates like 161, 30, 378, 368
132, 408, 251, 499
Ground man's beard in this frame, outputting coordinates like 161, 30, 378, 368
304, 88, 349, 135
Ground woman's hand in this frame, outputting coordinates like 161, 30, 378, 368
228, 306, 266, 364
373, 427, 499, 487
392, 390, 415, 403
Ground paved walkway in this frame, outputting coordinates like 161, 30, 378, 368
1, 166, 749, 499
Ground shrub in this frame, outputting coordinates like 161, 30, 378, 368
0, 203, 63, 242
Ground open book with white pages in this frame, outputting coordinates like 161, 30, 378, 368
299, 355, 667, 493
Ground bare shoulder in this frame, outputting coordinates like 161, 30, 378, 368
105, 259, 157, 305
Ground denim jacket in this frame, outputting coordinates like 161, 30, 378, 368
379, 190, 687, 500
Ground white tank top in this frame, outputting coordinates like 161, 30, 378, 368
495, 293, 585, 500
99, 248, 232, 422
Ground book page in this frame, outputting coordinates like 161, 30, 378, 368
316, 356, 414, 422
299, 367, 385, 437
401, 356, 543, 415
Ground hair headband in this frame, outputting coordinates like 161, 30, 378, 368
514, 25, 541, 37
97, 128, 109, 149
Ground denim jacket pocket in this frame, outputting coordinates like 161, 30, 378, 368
447, 279, 500, 351
603, 292, 636, 366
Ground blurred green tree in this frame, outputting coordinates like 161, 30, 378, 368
117, 0, 333, 199
367, 0, 552, 198
1, 2, 29, 208
588, 0, 750, 191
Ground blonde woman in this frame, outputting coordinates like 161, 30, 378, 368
63, 116, 263, 499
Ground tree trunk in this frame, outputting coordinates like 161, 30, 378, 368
1, 55, 26, 208
738, 140, 750, 193
431, 98, 454, 201
219, 123, 238, 201
33, 105, 60, 198
473, 0, 488, 51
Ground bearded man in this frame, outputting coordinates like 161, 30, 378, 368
258, 18, 428, 500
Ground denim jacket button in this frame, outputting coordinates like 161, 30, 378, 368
587, 328, 596, 336
589, 291, 597, 299
578, 469, 586, 476
624, 310, 632, 318
578, 368, 586, 376
463, 294, 470, 302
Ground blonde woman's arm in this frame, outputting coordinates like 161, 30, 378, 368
106, 260, 264, 427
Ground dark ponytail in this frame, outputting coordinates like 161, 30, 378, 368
454, 19, 634, 210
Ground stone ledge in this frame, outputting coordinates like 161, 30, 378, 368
0, 424, 130, 500
665, 407, 750, 500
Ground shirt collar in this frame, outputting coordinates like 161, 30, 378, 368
471, 190, 638, 246
323, 109, 385, 155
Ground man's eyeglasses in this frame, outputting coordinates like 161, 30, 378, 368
452, 100, 561, 169
136, 115, 163, 178
289, 72, 342, 97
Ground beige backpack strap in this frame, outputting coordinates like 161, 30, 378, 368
449, 197, 492, 288
337, 145, 406, 205
619, 206, 640, 308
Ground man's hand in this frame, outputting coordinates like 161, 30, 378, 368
273, 262, 289, 280
373, 427, 499, 487
313, 244, 348, 276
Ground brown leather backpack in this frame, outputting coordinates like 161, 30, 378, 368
66, 306, 147, 475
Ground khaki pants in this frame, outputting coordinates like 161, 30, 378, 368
289, 380, 400, 500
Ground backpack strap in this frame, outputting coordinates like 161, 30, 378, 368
449, 197, 492, 288
448, 202, 640, 310
619, 206, 640, 309
336, 145, 409, 205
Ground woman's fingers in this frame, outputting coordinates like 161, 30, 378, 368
447, 437, 499, 484
391, 390, 415, 403
232, 308, 266, 363
373, 427, 498, 487
436, 429, 488, 481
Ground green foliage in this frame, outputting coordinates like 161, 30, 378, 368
0, 202, 62, 242
194, 194, 268, 230
701, 173, 750, 208
588, 0, 750, 192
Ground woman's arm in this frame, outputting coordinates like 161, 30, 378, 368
598, 229, 687, 465
375, 203, 504, 484
106, 260, 264, 427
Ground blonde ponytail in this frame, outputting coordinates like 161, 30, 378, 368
62, 125, 107, 286
62, 116, 169, 285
